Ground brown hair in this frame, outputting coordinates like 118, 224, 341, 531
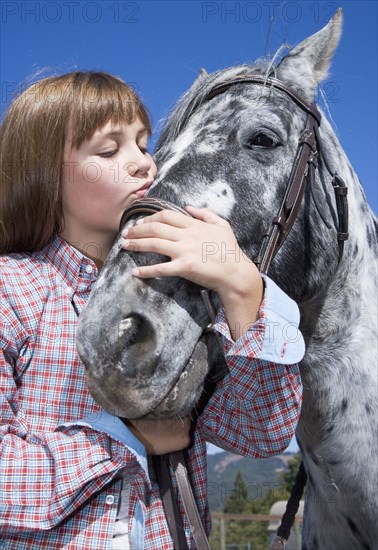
0, 71, 152, 253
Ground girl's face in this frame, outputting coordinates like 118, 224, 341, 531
60, 118, 157, 254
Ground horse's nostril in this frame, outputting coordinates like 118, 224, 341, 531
117, 313, 153, 348
115, 313, 158, 376
118, 315, 141, 345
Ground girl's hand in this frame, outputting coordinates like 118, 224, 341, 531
124, 416, 192, 455
121, 206, 263, 339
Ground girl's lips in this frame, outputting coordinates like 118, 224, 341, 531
135, 181, 153, 198
135, 188, 149, 198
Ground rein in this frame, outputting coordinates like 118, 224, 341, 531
120, 198, 225, 550
119, 74, 349, 549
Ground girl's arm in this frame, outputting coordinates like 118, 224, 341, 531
198, 275, 304, 457
121, 208, 304, 456
0, 306, 149, 531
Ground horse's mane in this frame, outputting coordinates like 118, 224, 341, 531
156, 60, 274, 148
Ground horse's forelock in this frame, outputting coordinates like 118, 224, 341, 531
156, 61, 273, 147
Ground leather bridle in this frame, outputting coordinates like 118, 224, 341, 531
119, 73, 350, 370
118, 74, 349, 549
204, 74, 348, 272
121, 75, 348, 274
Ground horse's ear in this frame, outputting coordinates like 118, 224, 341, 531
192, 68, 208, 84
277, 8, 343, 101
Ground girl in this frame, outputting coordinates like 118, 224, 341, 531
0, 71, 303, 549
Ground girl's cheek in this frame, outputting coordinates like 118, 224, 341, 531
85, 164, 103, 182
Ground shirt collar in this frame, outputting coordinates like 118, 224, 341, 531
36, 234, 99, 291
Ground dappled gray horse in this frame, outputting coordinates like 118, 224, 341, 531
77, 12, 377, 550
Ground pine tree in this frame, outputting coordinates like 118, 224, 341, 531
222, 470, 269, 550
211, 454, 305, 549
223, 470, 248, 514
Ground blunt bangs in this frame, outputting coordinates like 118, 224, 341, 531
66, 72, 152, 149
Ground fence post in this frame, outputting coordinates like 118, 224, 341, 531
219, 516, 226, 550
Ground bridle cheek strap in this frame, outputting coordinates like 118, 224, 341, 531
255, 112, 320, 273
204, 74, 348, 272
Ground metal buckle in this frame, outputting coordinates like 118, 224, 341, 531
200, 289, 217, 332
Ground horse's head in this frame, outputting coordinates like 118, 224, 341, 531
77, 12, 349, 419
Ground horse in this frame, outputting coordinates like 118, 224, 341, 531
77, 10, 378, 549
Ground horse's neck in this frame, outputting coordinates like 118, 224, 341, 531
301, 126, 377, 376
301, 259, 375, 346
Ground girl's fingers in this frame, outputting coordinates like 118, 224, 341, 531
184, 205, 230, 227
121, 208, 230, 242
121, 237, 176, 257
122, 220, 180, 242
120, 206, 239, 287
136, 209, 192, 229
132, 260, 179, 279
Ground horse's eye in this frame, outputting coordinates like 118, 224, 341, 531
240, 128, 282, 151
251, 133, 276, 148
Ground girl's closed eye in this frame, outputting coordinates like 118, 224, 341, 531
138, 142, 149, 155
98, 149, 118, 158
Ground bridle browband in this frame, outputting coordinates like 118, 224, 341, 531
206, 74, 322, 124
118, 74, 349, 550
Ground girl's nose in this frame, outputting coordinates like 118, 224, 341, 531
127, 153, 157, 180
128, 150, 152, 177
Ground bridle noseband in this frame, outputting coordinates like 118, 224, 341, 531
119, 197, 189, 228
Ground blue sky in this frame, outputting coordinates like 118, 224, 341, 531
1, 0, 377, 212
1, 1, 377, 453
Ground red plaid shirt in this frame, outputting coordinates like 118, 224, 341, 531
0, 235, 303, 549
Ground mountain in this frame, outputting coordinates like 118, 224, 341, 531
206, 450, 295, 512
